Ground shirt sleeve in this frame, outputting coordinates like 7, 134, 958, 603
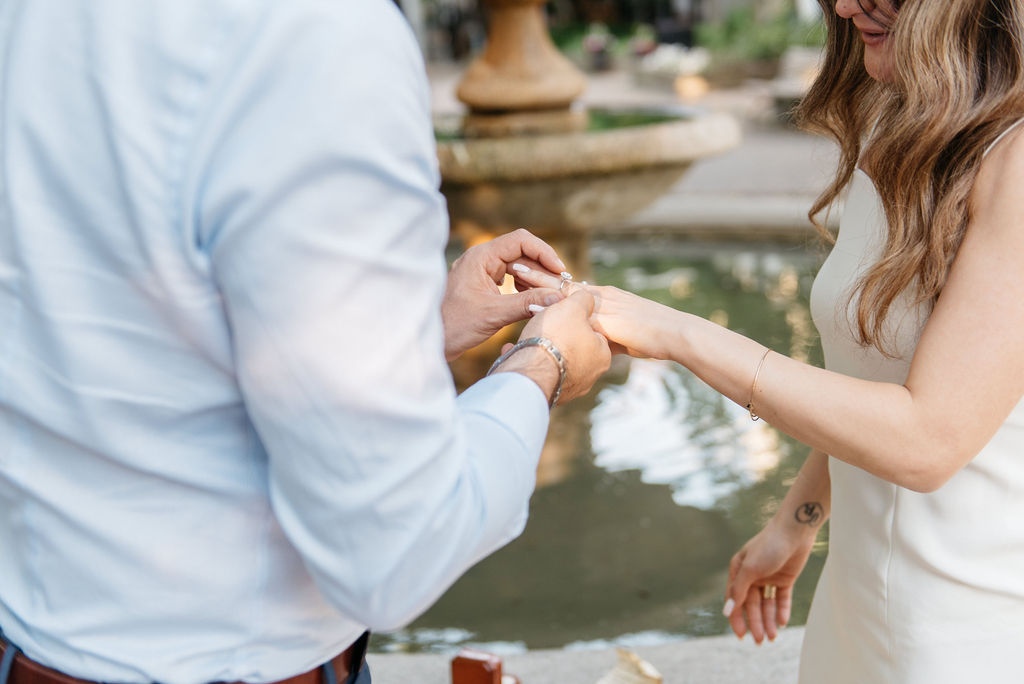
184, 0, 549, 631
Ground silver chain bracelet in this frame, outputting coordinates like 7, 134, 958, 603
486, 336, 567, 408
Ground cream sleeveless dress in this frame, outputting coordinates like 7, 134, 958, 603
801, 125, 1024, 683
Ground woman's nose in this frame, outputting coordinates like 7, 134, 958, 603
835, 0, 867, 19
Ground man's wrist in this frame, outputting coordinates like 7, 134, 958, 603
488, 341, 564, 408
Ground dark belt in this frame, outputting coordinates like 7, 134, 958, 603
0, 632, 369, 684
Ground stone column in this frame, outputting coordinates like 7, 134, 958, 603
456, 0, 586, 112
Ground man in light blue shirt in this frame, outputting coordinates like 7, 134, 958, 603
0, 1, 610, 683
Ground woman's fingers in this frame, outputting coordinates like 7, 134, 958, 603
510, 262, 575, 291
777, 584, 794, 628
744, 588, 766, 645
507, 259, 548, 286
727, 603, 747, 639
763, 590, 779, 642
725, 550, 749, 638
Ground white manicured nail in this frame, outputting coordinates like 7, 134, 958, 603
512, 263, 530, 273
722, 598, 735, 617
528, 304, 546, 314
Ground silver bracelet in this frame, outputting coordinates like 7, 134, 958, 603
486, 336, 567, 408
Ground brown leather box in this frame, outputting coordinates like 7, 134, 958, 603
450, 649, 521, 684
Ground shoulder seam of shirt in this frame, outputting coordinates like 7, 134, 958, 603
166, 0, 278, 252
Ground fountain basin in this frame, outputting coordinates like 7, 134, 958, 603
437, 108, 742, 243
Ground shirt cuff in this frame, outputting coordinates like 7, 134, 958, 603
459, 371, 550, 455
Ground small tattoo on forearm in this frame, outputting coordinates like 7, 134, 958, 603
795, 502, 823, 525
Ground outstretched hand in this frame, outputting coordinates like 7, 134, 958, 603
510, 267, 680, 359
442, 229, 567, 361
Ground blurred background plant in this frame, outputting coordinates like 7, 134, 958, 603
415, 0, 823, 84
696, 3, 824, 83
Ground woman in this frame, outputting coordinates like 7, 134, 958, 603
518, 0, 1024, 680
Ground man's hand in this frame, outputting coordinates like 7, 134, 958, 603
443, 229, 567, 361
492, 290, 612, 406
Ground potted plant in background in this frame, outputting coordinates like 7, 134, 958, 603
696, 4, 806, 87
582, 22, 614, 72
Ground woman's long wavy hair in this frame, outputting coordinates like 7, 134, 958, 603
796, 0, 1024, 354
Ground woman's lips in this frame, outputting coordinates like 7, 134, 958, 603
859, 29, 888, 46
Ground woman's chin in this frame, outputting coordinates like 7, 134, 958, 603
864, 55, 895, 83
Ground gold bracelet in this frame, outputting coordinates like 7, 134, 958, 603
746, 348, 771, 422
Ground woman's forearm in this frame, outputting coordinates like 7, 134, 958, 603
585, 292, 944, 489
665, 312, 952, 492
770, 449, 830, 539
659, 145, 1024, 492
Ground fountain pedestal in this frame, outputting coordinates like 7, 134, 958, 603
456, 0, 585, 113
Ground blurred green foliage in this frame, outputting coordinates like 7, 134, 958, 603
550, 22, 659, 60
696, 5, 825, 62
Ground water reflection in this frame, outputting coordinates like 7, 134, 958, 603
371, 238, 830, 654
591, 359, 782, 510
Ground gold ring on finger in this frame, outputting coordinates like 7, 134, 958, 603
762, 584, 777, 600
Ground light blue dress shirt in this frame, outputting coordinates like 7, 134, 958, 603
0, 1, 550, 682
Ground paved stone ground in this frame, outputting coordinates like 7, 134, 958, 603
369, 627, 803, 683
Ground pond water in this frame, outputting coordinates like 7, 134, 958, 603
370, 237, 830, 655
433, 106, 692, 141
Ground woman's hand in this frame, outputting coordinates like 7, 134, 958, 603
584, 285, 685, 359
724, 450, 829, 644
724, 518, 817, 644
509, 268, 684, 360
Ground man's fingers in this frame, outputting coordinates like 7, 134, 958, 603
564, 288, 596, 317
507, 229, 566, 274
489, 290, 561, 327
490, 229, 566, 275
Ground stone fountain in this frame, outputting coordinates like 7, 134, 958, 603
436, 0, 742, 274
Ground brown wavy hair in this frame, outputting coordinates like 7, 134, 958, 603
796, 0, 1024, 354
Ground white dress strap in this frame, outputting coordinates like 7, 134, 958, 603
983, 117, 1024, 157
